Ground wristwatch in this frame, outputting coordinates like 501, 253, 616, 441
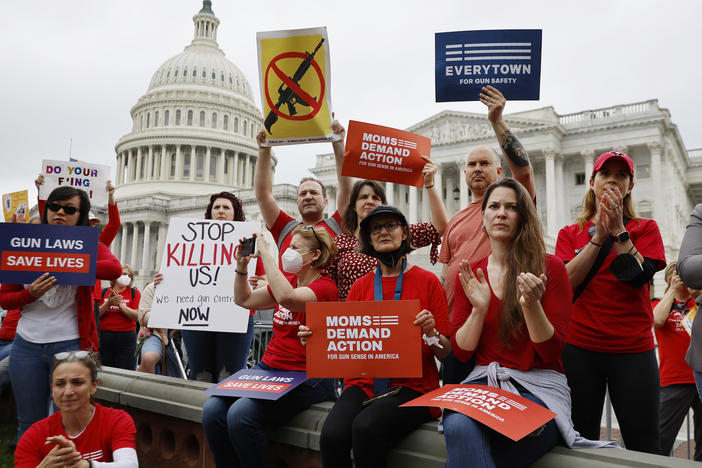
612, 231, 630, 243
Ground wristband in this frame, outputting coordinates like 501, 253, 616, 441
589, 239, 602, 248
235, 270, 247, 276
422, 331, 443, 348
425, 184, 434, 189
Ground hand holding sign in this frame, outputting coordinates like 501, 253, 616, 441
28, 272, 57, 299
421, 156, 437, 187
298, 324, 311, 346
480, 86, 507, 125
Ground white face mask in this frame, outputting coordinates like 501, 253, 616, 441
116, 274, 131, 287
281, 248, 310, 274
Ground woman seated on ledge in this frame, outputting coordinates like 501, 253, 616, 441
444, 178, 612, 468
202, 226, 338, 468
14, 351, 137, 467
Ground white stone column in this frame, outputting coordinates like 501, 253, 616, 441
156, 222, 168, 271
435, 165, 444, 212
458, 161, 468, 208
130, 222, 140, 267
232, 153, 240, 186
327, 187, 336, 216
581, 149, 595, 183
175, 145, 183, 180
421, 188, 429, 222
135, 147, 142, 181
243, 154, 251, 187
217, 151, 225, 184
544, 149, 557, 237
189, 145, 196, 181
146, 146, 153, 181
409, 186, 418, 225
555, 154, 565, 228
112, 229, 121, 259
141, 222, 152, 272
648, 141, 664, 236
119, 224, 129, 264
116, 153, 124, 185
204, 146, 211, 182
385, 182, 394, 205
160, 147, 168, 180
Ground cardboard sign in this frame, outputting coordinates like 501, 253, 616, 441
401, 384, 556, 441
204, 368, 307, 400
2, 190, 29, 223
342, 121, 431, 188
39, 159, 111, 207
305, 300, 422, 378
435, 29, 542, 102
257, 27, 336, 146
148, 218, 258, 332
0, 223, 98, 286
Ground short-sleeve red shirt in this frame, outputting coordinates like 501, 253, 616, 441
653, 297, 696, 386
99, 287, 140, 332
15, 403, 136, 467
262, 274, 338, 371
555, 218, 666, 353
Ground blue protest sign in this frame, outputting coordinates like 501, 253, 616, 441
0, 223, 98, 286
435, 29, 542, 102
204, 368, 308, 400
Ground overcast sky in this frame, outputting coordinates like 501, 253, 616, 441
2, 0, 700, 199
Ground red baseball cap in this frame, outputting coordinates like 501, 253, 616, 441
592, 151, 634, 178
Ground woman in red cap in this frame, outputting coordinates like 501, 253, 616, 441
555, 151, 666, 453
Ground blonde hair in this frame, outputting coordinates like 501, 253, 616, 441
664, 262, 677, 293
112, 264, 135, 288
291, 226, 337, 270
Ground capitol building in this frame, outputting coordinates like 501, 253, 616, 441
112, 1, 702, 295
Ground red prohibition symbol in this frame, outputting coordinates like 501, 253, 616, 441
264, 51, 326, 121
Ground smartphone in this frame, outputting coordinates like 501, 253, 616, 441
240, 237, 256, 257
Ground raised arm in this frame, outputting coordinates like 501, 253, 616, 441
422, 156, 448, 235
653, 277, 679, 328
332, 118, 352, 219
99, 180, 121, 246
254, 130, 280, 229
480, 86, 535, 198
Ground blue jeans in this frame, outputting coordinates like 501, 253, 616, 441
183, 315, 255, 382
443, 379, 561, 468
0, 339, 13, 361
99, 330, 137, 370
10, 335, 80, 438
694, 370, 702, 403
201, 362, 336, 468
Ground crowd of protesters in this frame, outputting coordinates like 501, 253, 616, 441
3, 85, 702, 467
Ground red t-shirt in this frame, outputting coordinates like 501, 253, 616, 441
451, 255, 572, 373
15, 403, 136, 467
555, 219, 666, 353
344, 266, 450, 418
0, 308, 20, 341
653, 297, 696, 386
262, 274, 338, 371
99, 287, 140, 332
268, 209, 342, 281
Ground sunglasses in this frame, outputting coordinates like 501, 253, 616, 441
47, 202, 80, 215
369, 221, 401, 235
301, 225, 322, 246
54, 350, 92, 363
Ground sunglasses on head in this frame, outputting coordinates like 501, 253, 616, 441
47, 202, 79, 215
301, 225, 322, 246
54, 350, 91, 363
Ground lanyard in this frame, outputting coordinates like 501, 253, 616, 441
374, 258, 406, 301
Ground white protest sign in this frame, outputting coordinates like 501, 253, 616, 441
148, 218, 258, 332
39, 159, 110, 207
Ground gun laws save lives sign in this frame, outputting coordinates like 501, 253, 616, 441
147, 218, 258, 332
305, 300, 422, 378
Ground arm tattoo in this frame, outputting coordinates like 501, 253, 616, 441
501, 130, 530, 167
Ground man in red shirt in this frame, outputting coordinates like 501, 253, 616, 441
254, 121, 351, 278
438, 86, 536, 384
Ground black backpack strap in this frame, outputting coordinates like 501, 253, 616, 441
573, 218, 630, 303
277, 219, 302, 251
101, 287, 109, 297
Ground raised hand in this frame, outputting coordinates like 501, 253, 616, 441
479, 86, 506, 125
421, 156, 436, 187
458, 260, 491, 313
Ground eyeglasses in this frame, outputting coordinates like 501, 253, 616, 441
54, 350, 92, 363
369, 221, 401, 235
47, 203, 79, 215
301, 225, 322, 246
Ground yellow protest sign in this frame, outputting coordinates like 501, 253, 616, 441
2, 190, 29, 223
257, 27, 335, 145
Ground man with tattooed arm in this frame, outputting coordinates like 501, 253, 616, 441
439, 85, 536, 383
